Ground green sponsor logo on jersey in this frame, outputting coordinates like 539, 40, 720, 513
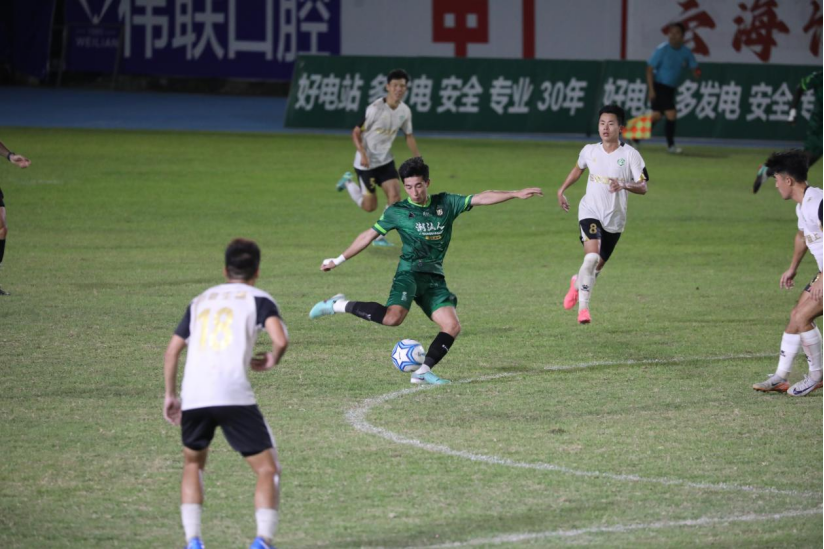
617, 158, 625, 166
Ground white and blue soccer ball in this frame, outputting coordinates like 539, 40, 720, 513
391, 339, 425, 372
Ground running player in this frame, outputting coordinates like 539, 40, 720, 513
754, 71, 822, 193
557, 105, 649, 324
163, 239, 289, 549
0, 139, 31, 296
753, 150, 822, 397
336, 69, 421, 247
312, 157, 542, 385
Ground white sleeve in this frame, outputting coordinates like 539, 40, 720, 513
403, 107, 413, 135
797, 205, 804, 231
577, 146, 588, 170
630, 150, 647, 182
362, 105, 377, 130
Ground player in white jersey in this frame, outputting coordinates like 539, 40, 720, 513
557, 105, 649, 324
163, 239, 289, 549
753, 151, 823, 397
336, 69, 421, 246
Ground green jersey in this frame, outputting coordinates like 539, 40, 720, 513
372, 192, 474, 276
801, 71, 824, 125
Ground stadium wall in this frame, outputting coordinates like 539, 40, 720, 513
285, 55, 819, 141
51, 0, 821, 83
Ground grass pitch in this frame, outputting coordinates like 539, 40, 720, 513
0, 127, 821, 548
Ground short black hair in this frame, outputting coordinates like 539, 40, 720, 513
669, 22, 686, 34
387, 68, 410, 84
598, 104, 626, 126
764, 149, 809, 182
225, 238, 261, 281
399, 157, 429, 182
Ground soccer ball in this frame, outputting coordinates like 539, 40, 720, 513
391, 339, 425, 372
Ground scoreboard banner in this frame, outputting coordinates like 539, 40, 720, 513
64, 0, 341, 80
285, 55, 819, 141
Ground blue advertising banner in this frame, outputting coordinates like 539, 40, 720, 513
64, 0, 341, 81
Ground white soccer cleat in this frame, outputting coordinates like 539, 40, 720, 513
787, 374, 823, 397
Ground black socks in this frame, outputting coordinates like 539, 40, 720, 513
344, 301, 387, 324
424, 332, 455, 368
665, 119, 676, 147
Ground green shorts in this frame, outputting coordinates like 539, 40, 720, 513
386, 271, 458, 318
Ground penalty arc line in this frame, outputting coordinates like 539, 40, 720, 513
345, 353, 820, 500
403, 508, 822, 548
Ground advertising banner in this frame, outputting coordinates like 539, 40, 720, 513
64, 0, 341, 80
286, 55, 819, 141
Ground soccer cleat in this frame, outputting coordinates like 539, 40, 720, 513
411, 371, 451, 385
336, 171, 352, 192
249, 537, 275, 549
787, 375, 823, 397
753, 164, 769, 194
563, 275, 578, 310
577, 309, 591, 324
309, 293, 345, 319
666, 145, 683, 154
371, 235, 394, 247
185, 538, 204, 549
752, 374, 789, 393
0, 285, 9, 296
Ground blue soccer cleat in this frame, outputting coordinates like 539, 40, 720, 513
336, 171, 353, 192
371, 235, 395, 247
249, 537, 275, 549
753, 164, 769, 194
411, 371, 451, 385
185, 537, 204, 549
309, 293, 345, 319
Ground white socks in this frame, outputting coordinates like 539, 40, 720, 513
577, 253, 600, 312
256, 508, 279, 540
332, 299, 349, 314
414, 364, 431, 375
800, 326, 823, 378
775, 332, 802, 379
345, 178, 365, 207
181, 503, 202, 541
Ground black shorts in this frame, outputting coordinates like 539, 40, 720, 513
181, 405, 274, 457
355, 161, 399, 194
0, 186, 4, 208
651, 82, 676, 113
804, 272, 822, 293
579, 218, 622, 262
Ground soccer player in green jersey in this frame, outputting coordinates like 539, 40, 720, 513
310, 157, 542, 385
754, 71, 822, 193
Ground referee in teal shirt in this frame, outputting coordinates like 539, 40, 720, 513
646, 23, 700, 154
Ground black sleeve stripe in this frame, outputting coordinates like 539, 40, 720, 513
255, 297, 280, 328
174, 305, 192, 340
818, 199, 822, 224
642, 167, 650, 182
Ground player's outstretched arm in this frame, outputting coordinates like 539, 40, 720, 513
163, 334, 187, 426
252, 316, 289, 371
557, 164, 584, 212
320, 228, 380, 271
406, 134, 421, 158
780, 230, 808, 289
470, 188, 543, 207
0, 140, 30, 169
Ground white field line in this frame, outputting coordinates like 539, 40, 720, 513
345, 354, 820, 499
404, 508, 823, 548
542, 352, 774, 371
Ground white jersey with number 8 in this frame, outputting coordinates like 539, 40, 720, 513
175, 283, 282, 411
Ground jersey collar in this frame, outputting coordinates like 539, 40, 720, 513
407, 196, 431, 207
